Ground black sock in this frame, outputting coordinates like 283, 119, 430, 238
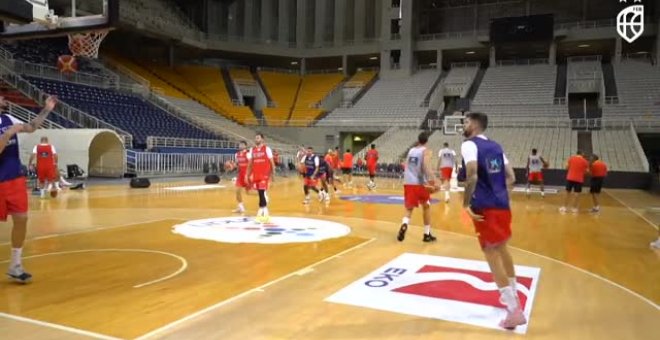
258, 190, 267, 207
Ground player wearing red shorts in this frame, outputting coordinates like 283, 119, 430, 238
0, 95, 57, 283
525, 148, 547, 198
324, 150, 339, 195
437, 142, 457, 203
245, 133, 275, 223
397, 131, 439, 243
232, 141, 250, 214
461, 112, 524, 330
365, 144, 379, 190
29, 136, 58, 199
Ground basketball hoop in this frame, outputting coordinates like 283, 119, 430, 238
68, 30, 109, 59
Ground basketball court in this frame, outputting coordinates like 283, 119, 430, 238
0, 176, 657, 339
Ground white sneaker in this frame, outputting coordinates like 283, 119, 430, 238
571, 208, 579, 214
650, 239, 660, 249
303, 198, 310, 205
325, 193, 331, 202
232, 207, 245, 214
590, 206, 600, 213
318, 192, 325, 202
541, 192, 545, 198
559, 206, 567, 214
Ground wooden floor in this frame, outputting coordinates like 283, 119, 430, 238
0, 176, 658, 339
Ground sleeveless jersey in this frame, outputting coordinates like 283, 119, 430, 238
235, 150, 249, 175
249, 145, 272, 178
528, 155, 543, 172
404, 146, 427, 185
0, 114, 22, 182
304, 154, 319, 177
366, 149, 378, 165
36, 144, 55, 169
466, 137, 509, 210
438, 148, 456, 168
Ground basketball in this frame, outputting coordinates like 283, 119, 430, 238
50, 189, 58, 198
57, 55, 78, 74
543, 161, 549, 169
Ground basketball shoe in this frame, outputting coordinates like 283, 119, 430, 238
499, 308, 527, 330
7, 265, 32, 284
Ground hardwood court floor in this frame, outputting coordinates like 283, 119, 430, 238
0, 176, 658, 339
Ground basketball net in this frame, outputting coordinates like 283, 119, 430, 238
68, 30, 109, 59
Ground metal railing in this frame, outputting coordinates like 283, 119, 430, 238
567, 55, 602, 63
554, 19, 616, 30
496, 58, 549, 66
13, 60, 120, 89
6, 102, 63, 129
604, 96, 620, 105
126, 150, 234, 176
0, 62, 134, 147
146, 136, 238, 150
417, 30, 486, 41
554, 97, 567, 105
450, 61, 481, 68
430, 116, 660, 131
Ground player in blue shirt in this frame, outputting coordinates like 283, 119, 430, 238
461, 112, 525, 330
0, 95, 57, 283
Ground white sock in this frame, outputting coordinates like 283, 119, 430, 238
257, 208, 263, 216
238, 202, 245, 210
402, 217, 410, 225
509, 277, 517, 293
11, 248, 22, 268
499, 286, 519, 312
263, 207, 269, 216
424, 225, 431, 234
444, 191, 450, 199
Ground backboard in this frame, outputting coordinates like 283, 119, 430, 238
0, 0, 117, 40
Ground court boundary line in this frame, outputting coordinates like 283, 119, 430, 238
134, 237, 376, 340
0, 312, 122, 340
0, 218, 177, 247
604, 190, 659, 230
345, 216, 659, 310
0, 248, 188, 288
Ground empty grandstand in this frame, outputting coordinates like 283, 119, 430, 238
603, 59, 660, 120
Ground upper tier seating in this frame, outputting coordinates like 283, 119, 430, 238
320, 69, 440, 126
289, 73, 344, 126
471, 64, 566, 118
1, 38, 104, 74
259, 71, 300, 126
26, 77, 217, 146
603, 60, 660, 119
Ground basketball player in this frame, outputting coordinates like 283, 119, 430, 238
301, 146, 326, 204
0, 95, 57, 283
365, 144, 379, 190
324, 149, 339, 195
560, 150, 589, 214
29, 136, 58, 199
342, 148, 354, 187
232, 141, 250, 214
296, 145, 306, 177
437, 142, 457, 202
397, 131, 440, 243
651, 231, 660, 249
332, 147, 343, 188
589, 154, 608, 213
245, 133, 275, 223
460, 112, 525, 329
526, 149, 548, 197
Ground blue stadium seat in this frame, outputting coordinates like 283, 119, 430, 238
24, 77, 219, 147
1, 38, 103, 74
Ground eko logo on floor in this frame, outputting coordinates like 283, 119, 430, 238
326, 253, 541, 334
340, 195, 440, 205
172, 217, 351, 244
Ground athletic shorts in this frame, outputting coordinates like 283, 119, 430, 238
404, 184, 431, 210
37, 166, 57, 183
235, 172, 249, 188
566, 180, 583, 193
590, 177, 604, 194
0, 177, 28, 222
315, 173, 327, 181
342, 168, 352, 175
440, 167, 453, 181
528, 172, 543, 182
471, 208, 512, 249
367, 164, 377, 176
304, 177, 318, 187
251, 176, 270, 191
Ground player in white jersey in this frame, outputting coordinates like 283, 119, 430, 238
397, 132, 440, 243
526, 149, 548, 197
437, 142, 457, 203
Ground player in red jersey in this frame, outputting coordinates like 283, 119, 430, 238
29, 136, 58, 199
246, 133, 275, 223
365, 144, 379, 190
233, 141, 250, 214
324, 149, 339, 195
